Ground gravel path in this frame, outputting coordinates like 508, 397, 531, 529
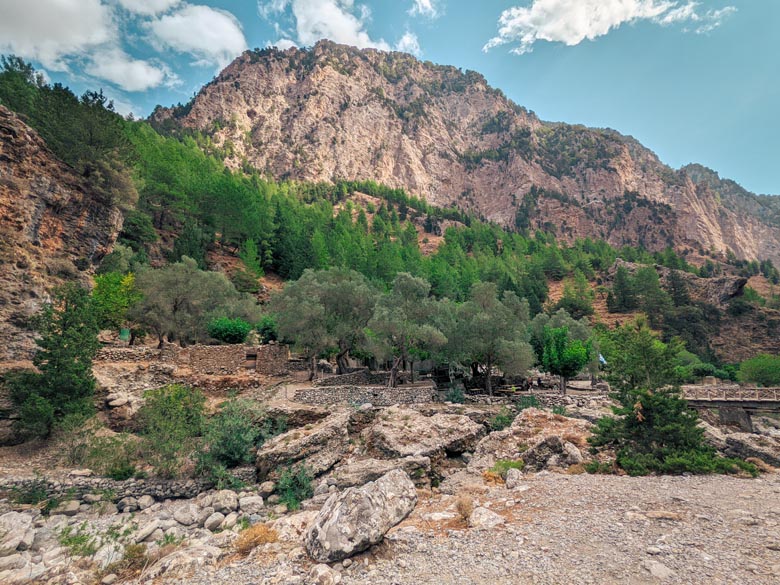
146, 471, 780, 585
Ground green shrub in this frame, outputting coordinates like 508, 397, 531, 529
515, 394, 539, 411
256, 315, 278, 343
200, 399, 261, 469
10, 477, 52, 508
207, 317, 253, 344
584, 461, 613, 474
590, 387, 758, 477
58, 522, 98, 556
738, 354, 780, 387
87, 434, 138, 480
551, 405, 567, 416
444, 386, 465, 403
277, 465, 313, 511
16, 394, 54, 440
139, 385, 205, 478
489, 407, 514, 431
489, 459, 525, 478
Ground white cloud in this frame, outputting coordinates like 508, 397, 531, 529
396, 32, 422, 56
146, 4, 248, 68
409, 0, 441, 19
89, 48, 177, 92
259, 0, 391, 50
484, 0, 737, 55
115, 0, 181, 16
0, 0, 114, 69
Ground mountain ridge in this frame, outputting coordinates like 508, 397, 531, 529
151, 40, 780, 265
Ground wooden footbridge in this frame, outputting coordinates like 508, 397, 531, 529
681, 385, 780, 431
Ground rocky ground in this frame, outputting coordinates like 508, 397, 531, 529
1, 388, 779, 585
131, 471, 780, 585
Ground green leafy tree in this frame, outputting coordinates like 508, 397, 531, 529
92, 272, 141, 330
452, 282, 535, 395
139, 385, 205, 478
271, 268, 378, 378
541, 326, 591, 394
207, 317, 253, 344
738, 354, 780, 387
238, 239, 263, 277
367, 273, 447, 387
8, 284, 100, 438
129, 257, 260, 347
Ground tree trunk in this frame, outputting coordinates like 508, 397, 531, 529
410, 360, 415, 383
471, 362, 480, 378
309, 355, 318, 382
388, 356, 403, 388
560, 376, 567, 395
485, 361, 493, 397
336, 348, 350, 375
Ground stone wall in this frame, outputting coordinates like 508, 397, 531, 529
295, 384, 437, 406
95, 343, 289, 376
462, 392, 609, 408
314, 370, 395, 387
0, 467, 256, 504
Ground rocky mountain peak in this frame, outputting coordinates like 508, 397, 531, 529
151, 41, 780, 266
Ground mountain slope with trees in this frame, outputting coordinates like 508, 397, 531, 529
152, 40, 780, 266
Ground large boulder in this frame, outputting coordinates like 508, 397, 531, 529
365, 407, 485, 460
0, 512, 34, 556
304, 469, 417, 562
256, 412, 351, 480
326, 456, 431, 489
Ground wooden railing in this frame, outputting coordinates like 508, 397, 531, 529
682, 386, 780, 402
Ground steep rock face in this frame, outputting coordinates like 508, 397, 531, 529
152, 41, 780, 265
0, 105, 122, 361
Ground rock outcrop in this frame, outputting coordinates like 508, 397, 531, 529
152, 41, 780, 266
364, 407, 485, 460
469, 408, 592, 473
0, 105, 122, 361
303, 469, 417, 562
256, 412, 351, 480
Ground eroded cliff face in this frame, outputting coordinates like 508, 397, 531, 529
152, 41, 780, 265
0, 105, 122, 361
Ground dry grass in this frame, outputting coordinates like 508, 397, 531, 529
482, 470, 504, 486
745, 457, 775, 474
235, 523, 279, 556
455, 495, 474, 523
562, 432, 589, 448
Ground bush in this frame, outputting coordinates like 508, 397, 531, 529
207, 317, 253, 344
489, 459, 525, 478
139, 385, 205, 478
277, 465, 313, 511
256, 315, 278, 343
489, 407, 514, 431
444, 386, 465, 403
87, 434, 139, 480
16, 394, 54, 440
515, 394, 539, 411
551, 405, 567, 416
590, 388, 758, 476
200, 399, 261, 468
738, 354, 780, 386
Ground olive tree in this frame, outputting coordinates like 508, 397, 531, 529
367, 273, 446, 388
451, 282, 535, 395
270, 268, 378, 379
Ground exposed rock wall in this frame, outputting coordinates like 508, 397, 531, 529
0, 105, 122, 360
153, 41, 780, 265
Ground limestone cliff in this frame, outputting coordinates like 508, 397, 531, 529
0, 105, 122, 361
152, 41, 780, 265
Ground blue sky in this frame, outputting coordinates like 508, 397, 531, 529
1, 1, 777, 194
